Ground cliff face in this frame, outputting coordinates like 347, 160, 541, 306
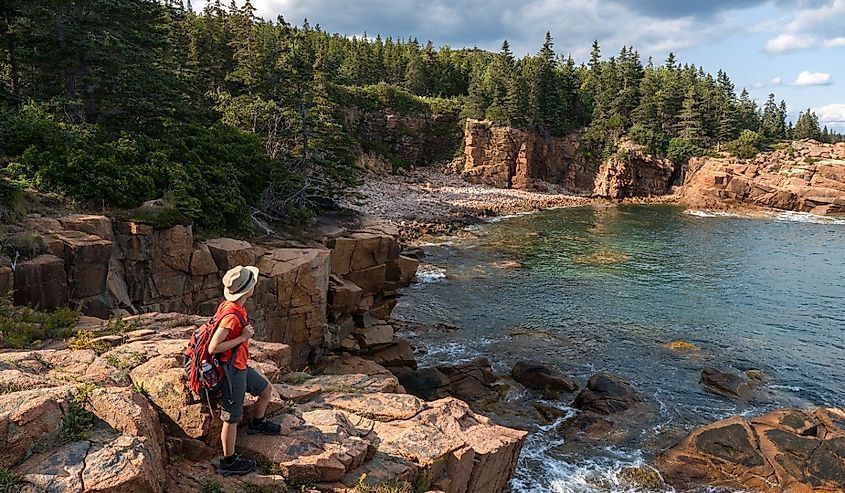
2, 215, 418, 369
592, 144, 677, 198
462, 120, 593, 191
461, 119, 678, 198
680, 140, 845, 214
344, 108, 462, 170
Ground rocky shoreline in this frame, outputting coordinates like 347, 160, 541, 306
341, 136, 845, 244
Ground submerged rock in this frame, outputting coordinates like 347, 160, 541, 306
572, 373, 643, 415
511, 361, 578, 395
700, 367, 751, 399
658, 407, 845, 493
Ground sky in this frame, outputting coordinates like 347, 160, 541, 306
194, 0, 845, 130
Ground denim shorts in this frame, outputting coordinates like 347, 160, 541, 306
220, 365, 269, 423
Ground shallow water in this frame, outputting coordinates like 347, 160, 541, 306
394, 204, 845, 493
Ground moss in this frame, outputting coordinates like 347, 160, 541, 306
804, 156, 821, 164
0, 382, 26, 394
104, 351, 146, 372
198, 477, 225, 493
355, 474, 412, 493
665, 340, 699, 352
131, 382, 148, 396
113, 205, 192, 230
282, 372, 313, 385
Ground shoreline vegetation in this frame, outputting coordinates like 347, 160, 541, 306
2, 2, 844, 238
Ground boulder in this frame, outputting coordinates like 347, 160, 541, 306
204, 237, 255, 272
0, 386, 72, 468
0, 265, 12, 297
362, 339, 417, 370
13, 254, 68, 310
436, 358, 499, 402
0, 349, 130, 387
353, 318, 395, 348
512, 360, 578, 394
593, 143, 676, 198
700, 367, 751, 399
658, 408, 845, 493
86, 387, 166, 466
130, 355, 212, 439
307, 373, 403, 395
319, 354, 395, 378
327, 275, 363, 313
238, 411, 374, 483
398, 367, 452, 401
19, 435, 165, 493
572, 373, 643, 415
250, 248, 330, 369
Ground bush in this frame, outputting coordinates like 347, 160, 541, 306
0, 299, 81, 348
3, 106, 278, 231
725, 130, 764, 159
61, 385, 95, 442
67, 330, 112, 355
629, 124, 669, 157
666, 138, 706, 163
0, 468, 23, 492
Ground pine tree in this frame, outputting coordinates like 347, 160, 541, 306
677, 85, 704, 142
793, 108, 822, 141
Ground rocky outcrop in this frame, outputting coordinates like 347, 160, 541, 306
1, 321, 526, 493
592, 143, 677, 198
344, 108, 462, 169
6, 214, 416, 370
658, 407, 845, 493
399, 358, 499, 403
680, 140, 845, 214
462, 119, 592, 191
462, 120, 679, 198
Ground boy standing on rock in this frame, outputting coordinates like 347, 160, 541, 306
208, 265, 282, 476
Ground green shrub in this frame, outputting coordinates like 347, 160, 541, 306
666, 138, 706, 163
61, 385, 95, 442
0, 467, 23, 492
0, 382, 25, 394
67, 330, 111, 355
3, 107, 277, 231
725, 130, 764, 159
629, 124, 669, 157
0, 300, 81, 348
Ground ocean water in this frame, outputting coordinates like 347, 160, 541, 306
393, 204, 845, 493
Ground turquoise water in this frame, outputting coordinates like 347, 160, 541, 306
394, 204, 845, 492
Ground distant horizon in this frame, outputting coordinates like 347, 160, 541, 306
192, 0, 845, 131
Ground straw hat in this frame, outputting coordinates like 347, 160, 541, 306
222, 265, 259, 302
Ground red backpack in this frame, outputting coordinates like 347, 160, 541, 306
183, 305, 245, 412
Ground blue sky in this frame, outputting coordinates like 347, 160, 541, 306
195, 0, 845, 130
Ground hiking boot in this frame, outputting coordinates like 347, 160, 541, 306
246, 418, 282, 435
217, 454, 256, 477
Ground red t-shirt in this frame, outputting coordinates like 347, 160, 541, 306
214, 301, 250, 370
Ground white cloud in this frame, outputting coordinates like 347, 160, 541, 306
823, 37, 845, 47
793, 71, 833, 86
770, 77, 782, 85
765, 33, 817, 53
764, 0, 845, 54
814, 103, 845, 125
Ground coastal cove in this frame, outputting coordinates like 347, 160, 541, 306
394, 204, 845, 492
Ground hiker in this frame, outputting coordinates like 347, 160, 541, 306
208, 265, 282, 476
